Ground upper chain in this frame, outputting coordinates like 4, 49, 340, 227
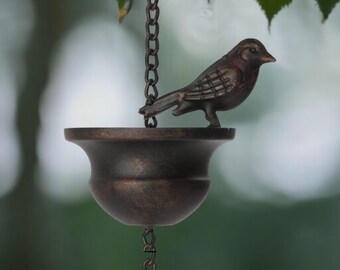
144, 0, 160, 128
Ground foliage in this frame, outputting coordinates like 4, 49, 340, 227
256, 0, 293, 26
257, 0, 340, 25
316, 0, 340, 21
116, 0, 340, 24
117, 0, 132, 23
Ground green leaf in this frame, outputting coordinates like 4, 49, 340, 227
316, 0, 340, 21
117, 0, 132, 23
256, 0, 293, 26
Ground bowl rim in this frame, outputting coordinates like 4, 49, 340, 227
64, 127, 235, 141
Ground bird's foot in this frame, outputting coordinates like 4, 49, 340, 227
207, 123, 221, 128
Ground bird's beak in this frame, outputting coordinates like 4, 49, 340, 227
261, 52, 276, 63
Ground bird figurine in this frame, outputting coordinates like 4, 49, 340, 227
139, 38, 276, 127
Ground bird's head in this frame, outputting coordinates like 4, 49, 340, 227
233, 38, 276, 67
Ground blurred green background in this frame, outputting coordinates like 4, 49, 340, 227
1, 0, 340, 269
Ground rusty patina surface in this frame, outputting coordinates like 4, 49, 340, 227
65, 128, 235, 226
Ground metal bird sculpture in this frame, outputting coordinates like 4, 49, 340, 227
139, 38, 276, 127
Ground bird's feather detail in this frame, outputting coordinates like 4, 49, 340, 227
184, 67, 236, 101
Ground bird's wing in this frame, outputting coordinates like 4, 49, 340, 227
184, 66, 239, 101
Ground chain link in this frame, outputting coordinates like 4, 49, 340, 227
144, 0, 160, 128
143, 227, 157, 270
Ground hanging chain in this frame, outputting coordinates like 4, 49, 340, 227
143, 227, 157, 269
142, 0, 159, 265
144, 0, 160, 128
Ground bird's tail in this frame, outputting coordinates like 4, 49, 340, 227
139, 91, 181, 118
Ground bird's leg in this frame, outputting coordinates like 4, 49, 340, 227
204, 106, 221, 128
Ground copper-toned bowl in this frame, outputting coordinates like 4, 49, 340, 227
65, 128, 235, 226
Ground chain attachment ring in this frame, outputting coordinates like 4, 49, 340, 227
143, 227, 157, 269
144, 0, 160, 128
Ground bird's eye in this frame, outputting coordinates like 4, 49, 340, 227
249, 47, 257, 53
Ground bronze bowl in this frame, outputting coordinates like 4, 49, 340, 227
65, 128, 235, 226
